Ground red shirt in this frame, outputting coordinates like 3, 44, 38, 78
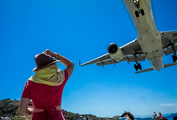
22, 70, 68, 110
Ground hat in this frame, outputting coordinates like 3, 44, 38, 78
33, 53, 59, 71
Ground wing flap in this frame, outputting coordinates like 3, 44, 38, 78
121, 39, 143, 55
96, 59, 118, 66
80, 53, 110, 66
96, 55, 146, 66
162, 31, 177, 56
124, 55, 145, 62
162, 31, 177, 48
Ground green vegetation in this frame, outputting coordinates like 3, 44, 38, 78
0, 98, 31, 120
0, 98, 18, 118
0, 98, 111, 120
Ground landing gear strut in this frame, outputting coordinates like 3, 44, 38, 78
132, 50, 142, 71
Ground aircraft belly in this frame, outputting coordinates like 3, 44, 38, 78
138, 35, 163, 62
123, 0, 158, 33
123, 0, 163, 61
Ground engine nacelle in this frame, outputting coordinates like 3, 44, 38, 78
107, 43, 123, 62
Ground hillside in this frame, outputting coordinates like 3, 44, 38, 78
0, 98, 111, 120
1, 98, 176, 120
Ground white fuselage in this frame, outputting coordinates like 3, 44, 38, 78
123, 0, 164, 70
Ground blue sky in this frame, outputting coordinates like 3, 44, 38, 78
0, 0, 177, 117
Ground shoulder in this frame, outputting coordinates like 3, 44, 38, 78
23, 80, 39, 90
64, 70, 68, 80
24, 80, 31, 88
25, 80, 35, 86
61, 70, 69, 85
25, 80, 42, 88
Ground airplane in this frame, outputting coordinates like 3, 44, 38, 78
80, 0, 177, 74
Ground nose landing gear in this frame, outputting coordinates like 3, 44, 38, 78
135, 9, 145, 17
133, 0, 145, 17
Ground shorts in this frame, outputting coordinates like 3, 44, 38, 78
32, 110, 65, 120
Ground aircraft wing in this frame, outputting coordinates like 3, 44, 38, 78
80, 39, 145, 67
80, 53, 110, 66
162, 31, 177, 55
120, 39, 143, 55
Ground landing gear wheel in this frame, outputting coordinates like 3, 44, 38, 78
140, 9, 145, 15
134, 63, 142, 71
172, 55, 177, 63
135, 11, 139, 17
134, 64, 138, 71
138, 63, 142, 70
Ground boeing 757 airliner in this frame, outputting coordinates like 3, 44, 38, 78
80, 0, 177, 73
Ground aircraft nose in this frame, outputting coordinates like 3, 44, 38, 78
151, 60, 163, 70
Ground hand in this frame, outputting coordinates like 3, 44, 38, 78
32, 107, 44, 113
44, 49, 56, 57
126, 118, 132, 120
28, 107, 33, 112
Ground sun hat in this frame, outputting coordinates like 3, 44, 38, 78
33, 53, 59, 71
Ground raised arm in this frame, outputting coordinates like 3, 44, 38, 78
44, 49, 74, 78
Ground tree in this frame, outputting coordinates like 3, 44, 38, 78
0, 98, 19, 118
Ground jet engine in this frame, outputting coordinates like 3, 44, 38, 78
107, 43, 123, 62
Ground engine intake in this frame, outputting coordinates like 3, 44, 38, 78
108, 43, 123, 62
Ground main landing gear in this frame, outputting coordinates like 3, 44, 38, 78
172, 55, 177, 63
132, 50, 142, 71
134, 62, 142, 71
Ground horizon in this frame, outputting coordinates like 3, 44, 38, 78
0, 0, 177, 117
